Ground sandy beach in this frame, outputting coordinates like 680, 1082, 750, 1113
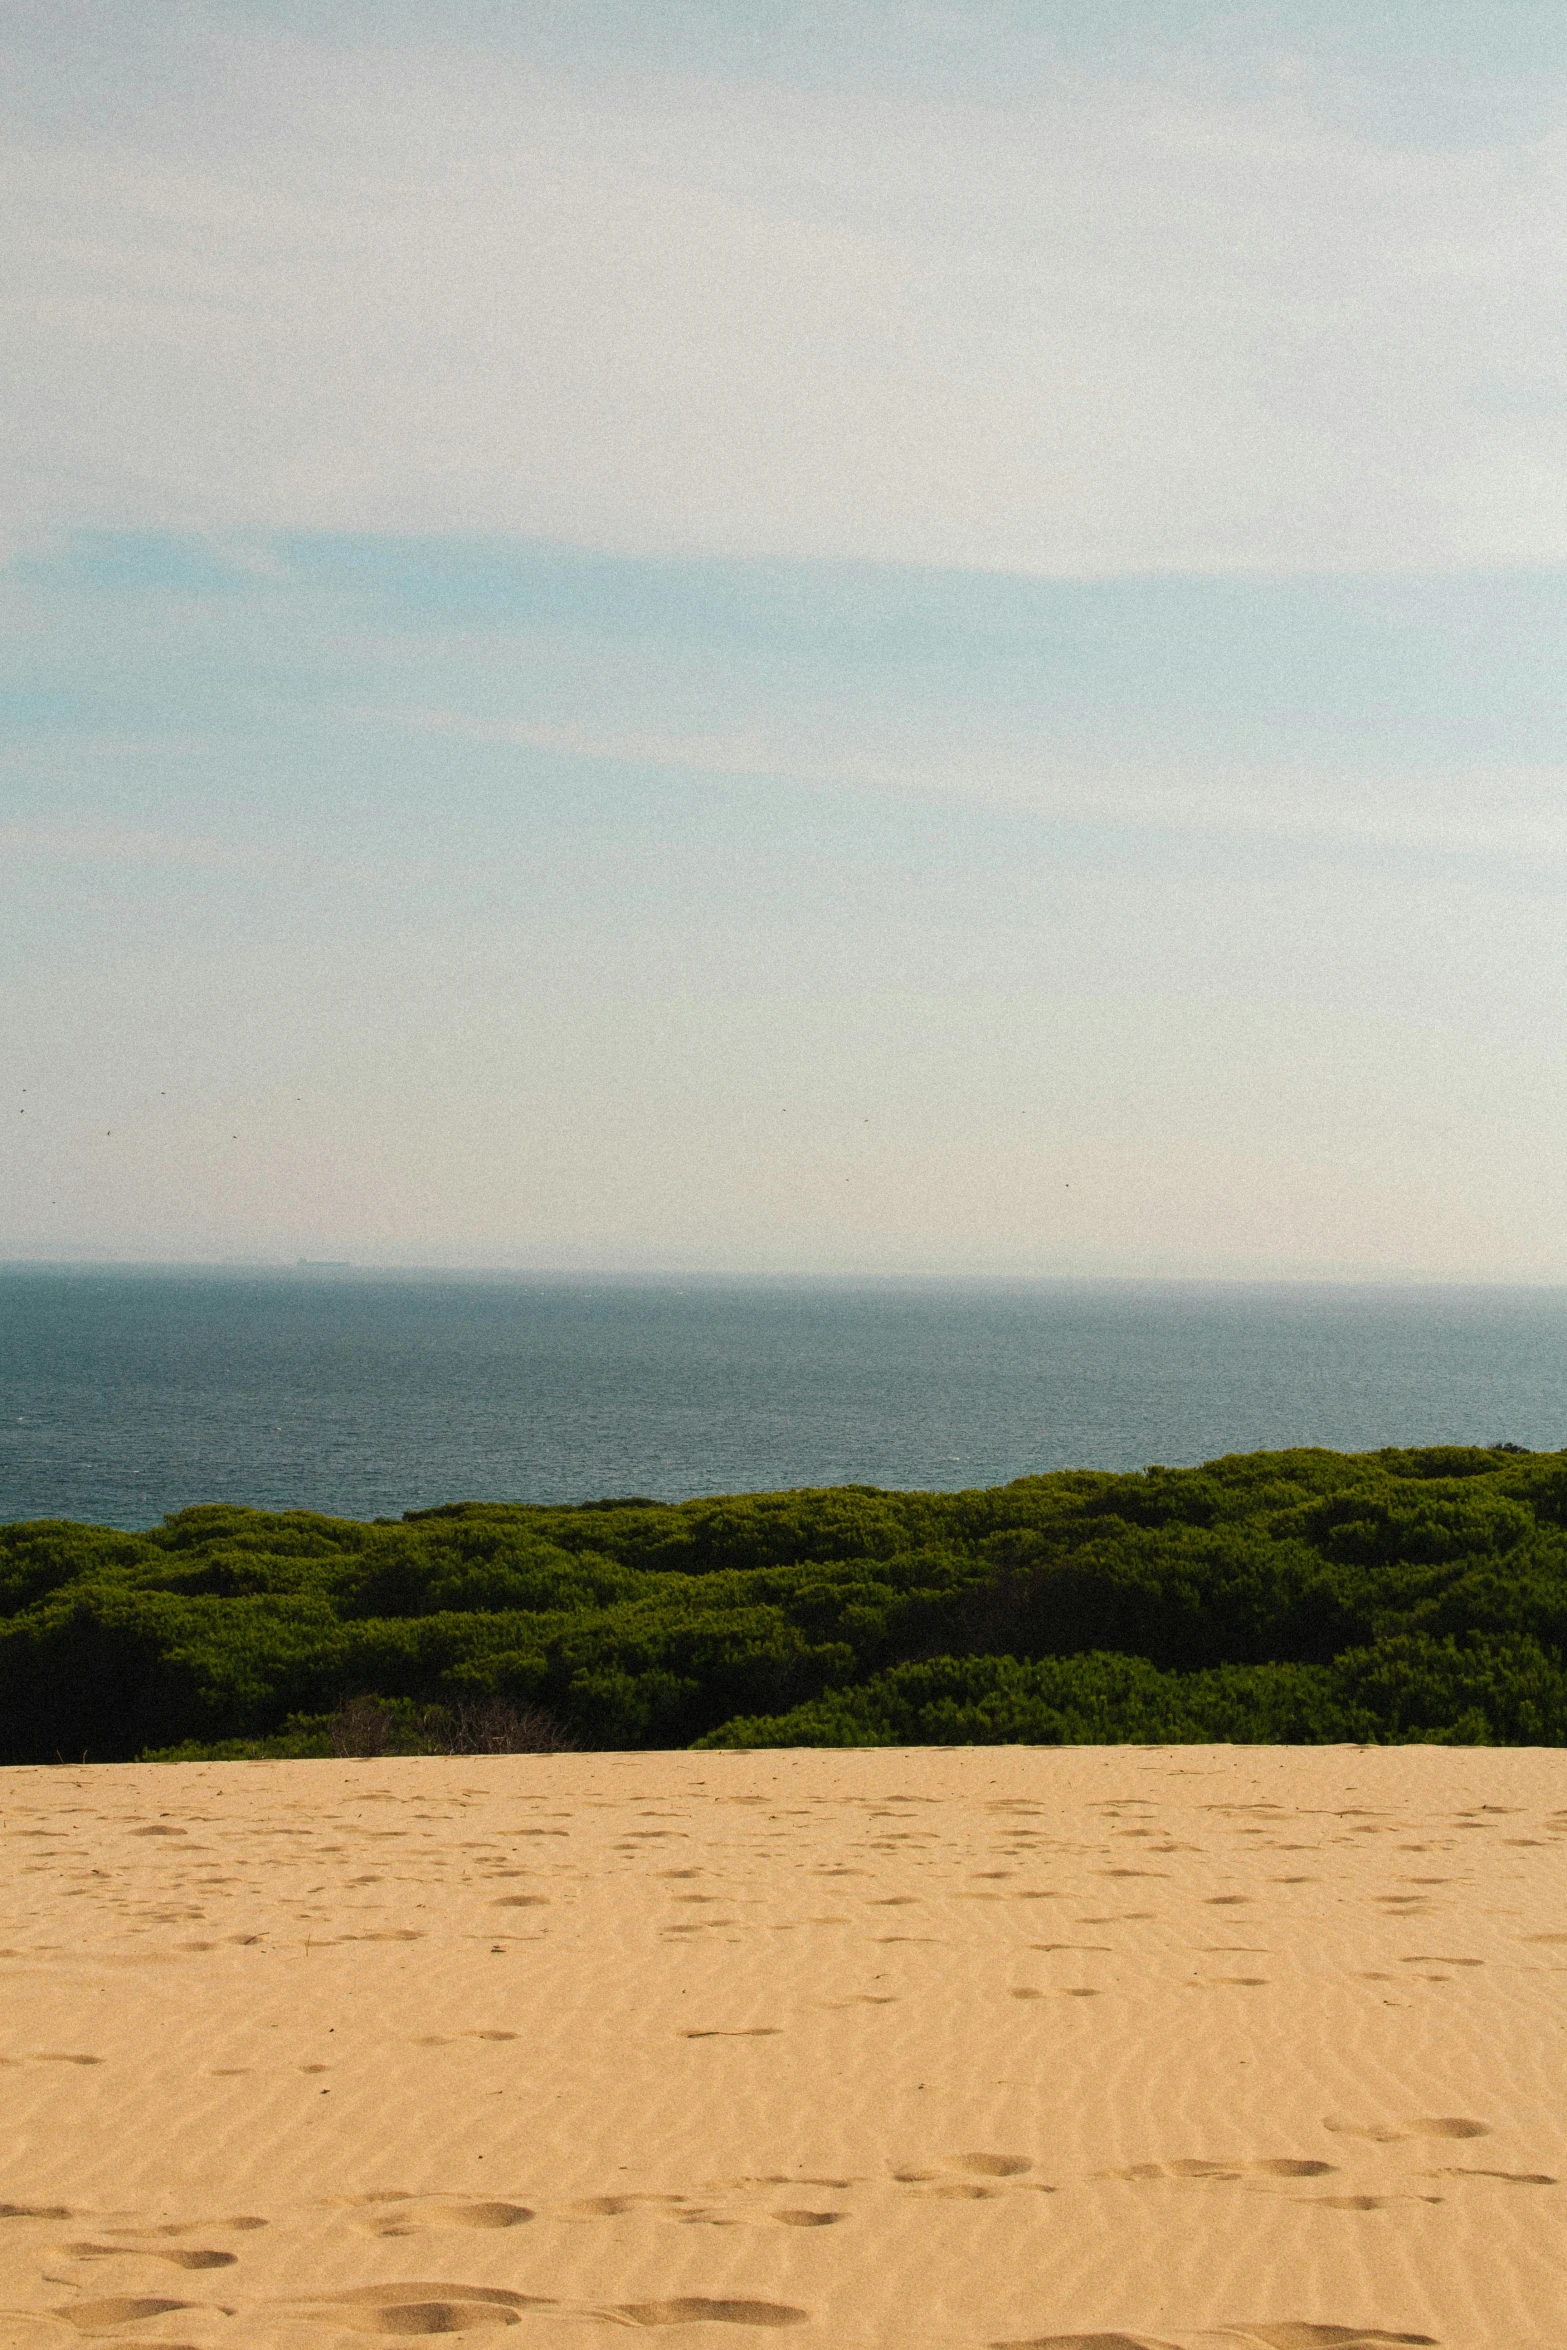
2, 1744, 1563, 2349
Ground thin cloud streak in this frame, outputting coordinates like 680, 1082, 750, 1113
353, 706, 1567, 863
4, 15, 1567, 571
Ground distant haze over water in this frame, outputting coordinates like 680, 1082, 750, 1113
1, 1271, 1564, 1529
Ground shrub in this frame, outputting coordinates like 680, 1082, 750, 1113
4, 1443, 1564, 1760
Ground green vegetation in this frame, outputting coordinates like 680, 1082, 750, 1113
4, 1445, 1567, 1761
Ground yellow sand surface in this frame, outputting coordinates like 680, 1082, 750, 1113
2, 1745, 1565, 2350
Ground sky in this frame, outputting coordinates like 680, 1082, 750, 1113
3, 1, 1566, 1279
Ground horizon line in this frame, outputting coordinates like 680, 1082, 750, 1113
4, 1257, 1567, 1295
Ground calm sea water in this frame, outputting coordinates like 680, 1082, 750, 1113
1, 1270, 1564, 1529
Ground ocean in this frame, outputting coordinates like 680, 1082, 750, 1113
1, 1269, 1564, 1529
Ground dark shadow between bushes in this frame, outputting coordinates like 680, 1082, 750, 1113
328, 1693, 576, 1758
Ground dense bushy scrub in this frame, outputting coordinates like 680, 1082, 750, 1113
696, 1633, 1567, 1749
3, 1446, 1566, 1760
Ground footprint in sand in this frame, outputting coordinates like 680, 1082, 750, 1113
1325, 2118, 1489, 2143
1217, 2330, 1439, 2347
561, 2195, 691, 2218
105, 2220, 267, 2239
47, 2299, 198, 2334
335, 2307, 515, 2334
1426, 2167, 1556, 2186
994, 2328, 1437, 2350
412, 2032, 520, 2046
53, 2242, 238, 2269
990, 2334, 1181, 2348
295, 2284, 550, 2333
893, 2175, 997, 2199
700, 2176, 853, 2193
893, 2155, 1040, 2199
352, 2200, 533, 2236
604, 2302, 808, 2329
1103, 2160, 1336, 2183
680, 2029, 781, 2040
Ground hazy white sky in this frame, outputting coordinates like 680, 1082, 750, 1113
4, 2, 1566, 1277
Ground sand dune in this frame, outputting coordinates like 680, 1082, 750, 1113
2, 1745, 1563, 2349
